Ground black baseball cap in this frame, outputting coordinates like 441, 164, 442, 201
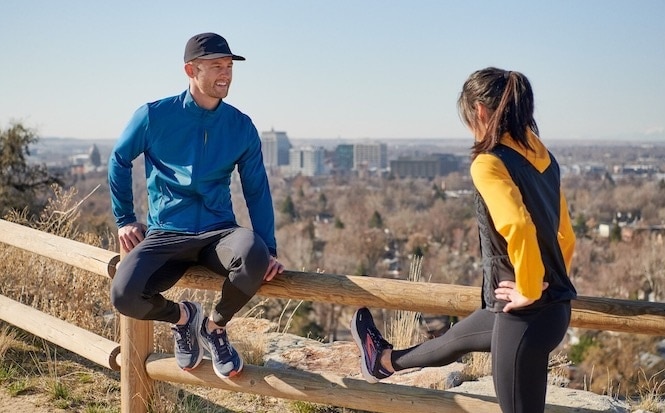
184, 32, 245, 62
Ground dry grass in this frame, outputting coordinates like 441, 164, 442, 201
460, 352, 492, 381
385, 256, 427, 349
547, 352, 573, 387
459, 350, 575, 390
0, 186, 123, 411
630, 369, 665, 413
228, 299, 281, 366
0, 325, 19, 360
1, 186, 118, 344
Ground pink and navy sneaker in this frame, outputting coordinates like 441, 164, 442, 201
351, 307, 394, 383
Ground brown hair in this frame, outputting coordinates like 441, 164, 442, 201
457, 67, 539, 159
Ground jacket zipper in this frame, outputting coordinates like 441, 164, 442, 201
194, 128, 207, 232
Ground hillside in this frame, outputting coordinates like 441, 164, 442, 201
1, 130, 664, 411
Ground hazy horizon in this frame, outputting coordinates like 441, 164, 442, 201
3, 1, 663, 142
36, 133, 665, 147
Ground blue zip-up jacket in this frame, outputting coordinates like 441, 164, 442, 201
108, 89, 277, 256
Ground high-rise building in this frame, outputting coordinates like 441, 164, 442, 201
288, 146, 325, 177
353, 142, 387, 171
260, 129, 292, 170
333, 144, 354, 172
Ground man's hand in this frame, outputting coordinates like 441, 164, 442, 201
263, 256, 284, 282
118, 222, 147, 253
495, 280, 549, 313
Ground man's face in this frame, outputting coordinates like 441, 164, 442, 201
189, 57, 234, 100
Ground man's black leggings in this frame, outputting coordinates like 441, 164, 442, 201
110, 227, 270, 326
390, 302, 571, 413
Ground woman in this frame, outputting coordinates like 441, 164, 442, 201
351, 67, 577, 413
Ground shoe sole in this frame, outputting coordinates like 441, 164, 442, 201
350, 309, 379, 384
214, 357, 244, 379
181, 302, 205, 371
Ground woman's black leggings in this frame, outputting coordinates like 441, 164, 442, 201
390, 302, 571, 413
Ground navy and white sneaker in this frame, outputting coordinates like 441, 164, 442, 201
200, 318, 244, 379
351, 307, 394, 383
171, 301, 204, 371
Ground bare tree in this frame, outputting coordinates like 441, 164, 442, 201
0, 122, 61, 216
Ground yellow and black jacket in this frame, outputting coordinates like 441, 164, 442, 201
471, 131, 577, 312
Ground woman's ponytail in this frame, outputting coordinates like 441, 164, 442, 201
458, 68, 538, 158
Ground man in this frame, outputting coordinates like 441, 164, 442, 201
109, 32, 283, 379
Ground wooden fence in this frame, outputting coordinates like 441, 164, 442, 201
1, 219, 664, 413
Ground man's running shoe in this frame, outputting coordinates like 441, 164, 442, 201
200, 318, 244, 379
171, 301, 204, 370
351, 307, 394, 383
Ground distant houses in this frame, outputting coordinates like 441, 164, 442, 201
597, 212, 665, 244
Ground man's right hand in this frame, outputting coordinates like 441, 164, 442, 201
118, 222, 147, 252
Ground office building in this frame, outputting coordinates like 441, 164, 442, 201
353, 142, 387, 171
390, 153, 460, 179
289, 146, 325, 177
333, 144, 354, 172
260, 129, 292, 170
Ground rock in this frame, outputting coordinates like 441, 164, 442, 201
445, 376, 630, 412
263, 329, 466, 386
264, 332, 360, 376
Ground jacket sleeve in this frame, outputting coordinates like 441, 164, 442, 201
236, 120, 278, 256
558, 193, 576, 275
108, 105, 149, 228
471, 154, 545, 300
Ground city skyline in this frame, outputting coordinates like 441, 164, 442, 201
1, 1, 664, 142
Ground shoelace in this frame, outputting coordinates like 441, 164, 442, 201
364, 325, 393, 378
367, 326, 391, 349
174, 325, 193, 350
209, 330, 233, 359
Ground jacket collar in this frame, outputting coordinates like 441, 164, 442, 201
499, 130, 551, 172
182, 89, 225, 116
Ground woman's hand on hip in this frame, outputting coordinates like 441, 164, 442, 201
495, 280, 549, 312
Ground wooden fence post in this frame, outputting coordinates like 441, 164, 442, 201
119, 248, 154, 413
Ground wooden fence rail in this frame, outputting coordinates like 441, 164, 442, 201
183, 266, 665, 336
1, 219, 664, 413
0, 295, 120, 370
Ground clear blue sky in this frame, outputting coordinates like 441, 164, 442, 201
1, 1, 663, 142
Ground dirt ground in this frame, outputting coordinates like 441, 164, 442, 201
0, 388, 64, 413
